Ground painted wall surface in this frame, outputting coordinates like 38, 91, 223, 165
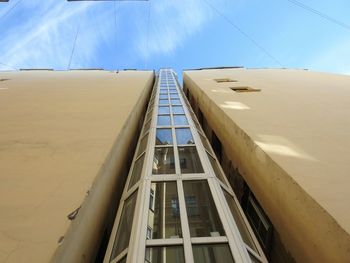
183, 68, 350, 262
0, 70, 154, 263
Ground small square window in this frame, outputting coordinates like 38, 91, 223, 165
214, 78, 237, 83
231, 87, 261, 93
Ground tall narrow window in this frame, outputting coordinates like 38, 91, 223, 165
178, 147, 203, 174
175, 128, 195, 145
128, 154, 145, 190
223, 189, 258, 253
153, 147, 175, 174
156, 129, 173, 145
110, 191, 138, 261
147, 182, 182, 239
183, 181, 225, 237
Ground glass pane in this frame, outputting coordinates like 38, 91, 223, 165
147, 182, 182, 239
178, 147, 203, 174
143, 119, 151, 136
160, 94, 168, 99
145, 246, 185, 263
193, 244, 234, 263
158, 106, 170, 115
207, 153, 227, 185
171, 99, 181, 105
110, 191, 138, 260
183, 180, 224, 237
223, 190, 258, 252
156, 129, 173, 145
173, 115, 188, 126
198, 132, 212, 153
175, 128, 195, 145
117, 256, 127, 263
137, 133, 149, 156
153, 147, 175, 174
128, 154, 145, 190
157, 115, 171, 126
172, 106, 184, 114
159, 99, 169, 105
170, 94, 179, 99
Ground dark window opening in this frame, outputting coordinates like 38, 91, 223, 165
231, 87, 261, 93
211, 131, 222, 164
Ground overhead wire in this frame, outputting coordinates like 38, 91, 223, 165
0, 0, 24, 22
67, 23, 81, 70
0, 62, 17, 71
114, 0, 118, 70
145, 0, 151, 69
203, 0, 283, 67
286, 0, 350, 32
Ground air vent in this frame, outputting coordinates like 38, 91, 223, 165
214, 78, 237, 83
231, 87, 261, 93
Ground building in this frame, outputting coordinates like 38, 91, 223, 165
0, 69, 154, 262
1, 67, 350, 263
183, 67, 350, 262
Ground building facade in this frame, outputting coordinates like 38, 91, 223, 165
183, 67, 350, 262
1, 67, 350, 263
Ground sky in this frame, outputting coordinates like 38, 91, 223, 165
1, 0, 350, 77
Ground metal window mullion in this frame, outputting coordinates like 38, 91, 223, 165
134, 179, 152, 263
103, 197, 126, 263
207, 177, 251, 263
177, 179, 194, 263
172, 112, 181, 175
127, 180, 147, 263
146, 238, 183, 246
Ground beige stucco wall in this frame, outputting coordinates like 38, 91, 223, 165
184, 68, 350, 262
0, 70, 154, 263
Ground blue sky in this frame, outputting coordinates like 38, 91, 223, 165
1, 0, 350, 77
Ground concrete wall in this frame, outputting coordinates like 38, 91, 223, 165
183, 68, 350, 262
0, 70, 154, 263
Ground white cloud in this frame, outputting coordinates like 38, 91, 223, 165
134, 0, 215, 59
0, 0, 115, 70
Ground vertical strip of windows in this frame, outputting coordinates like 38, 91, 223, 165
104, 69, 267, 263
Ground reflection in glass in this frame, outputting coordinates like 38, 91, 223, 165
128, 154, 145, 190
198, 132, 212, 153
160, 94, 168, 99
172, 106, 184, 114
183, 180, 224, 237
147, 182, 182, 239
153, 147, 175, 174
193, 244, 235, 263
137, 133, 149, 156
159, 99, 169, 105
156, 129, 173, 145
143, 119, 151, 136
171, 99, 181, 105
158, 106, 170, 115
145, 246, 185, 263
175, 128, 194, 145
173, 115, 188, 126
207, 153, 227, 185
178, 147, 203, 174
223, 190, 258, 253
157, 115, 171, 126
110, 191, 138, 261
170, 94, 179, 99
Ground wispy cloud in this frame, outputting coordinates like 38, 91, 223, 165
0, 1, 115, 70
134, 0, 215, 59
